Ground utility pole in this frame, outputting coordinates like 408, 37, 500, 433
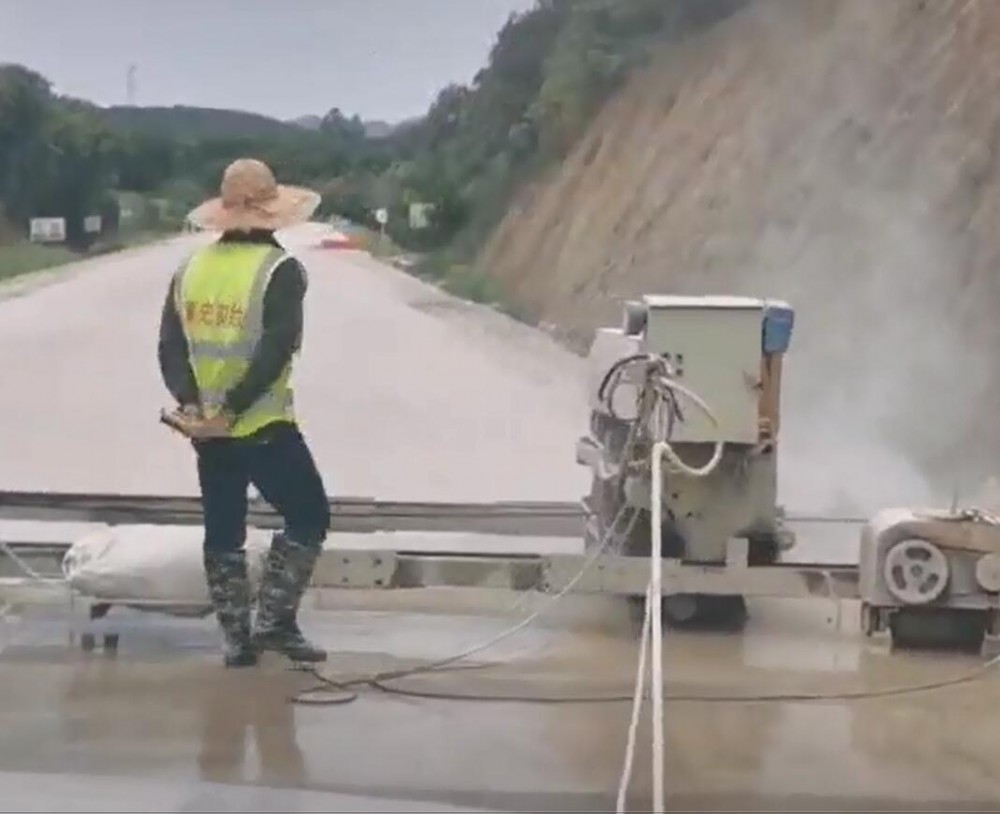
126, 64, 137, 106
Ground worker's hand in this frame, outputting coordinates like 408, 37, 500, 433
160, 406, 233, 439
189, 410, 234, 439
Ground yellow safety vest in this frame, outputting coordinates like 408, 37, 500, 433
174, 243, 297, 438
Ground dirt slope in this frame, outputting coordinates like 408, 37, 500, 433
479, 0, 1000, 513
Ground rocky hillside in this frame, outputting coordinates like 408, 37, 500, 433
479, 0, 1000, 512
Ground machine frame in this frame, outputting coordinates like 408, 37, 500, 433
4, 492, 1000, 656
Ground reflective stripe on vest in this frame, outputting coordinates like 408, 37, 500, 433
200, 387, 294, 423
175, 243, 296, 438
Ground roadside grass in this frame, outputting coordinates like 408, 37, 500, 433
0, 231, 173, 283
412, 253, 534, 324
0, 243, 79, 282
331, 216, 536, 325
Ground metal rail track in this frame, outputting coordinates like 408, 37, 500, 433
0, 491, 865, 605
0, 490, 587, 537
0, 545, 861, 601
0, 547, 861, 607
0, 490, 867, 533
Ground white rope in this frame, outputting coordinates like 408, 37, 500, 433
651, 375, 724, 479
616, 583, 651, 813
649, 444, 667, 813
603, 354, 726, 480
613, 358, 726, 812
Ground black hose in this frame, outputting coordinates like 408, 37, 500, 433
596, 354, 650, 419
291, 657, 1000, 707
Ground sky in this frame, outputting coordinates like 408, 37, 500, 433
0, 0, 536, 122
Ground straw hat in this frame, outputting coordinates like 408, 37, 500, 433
187, 158, 321, 232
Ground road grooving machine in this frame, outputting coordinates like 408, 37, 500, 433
2, 294, 999, 656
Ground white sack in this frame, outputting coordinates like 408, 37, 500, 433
61, 525, 273, 616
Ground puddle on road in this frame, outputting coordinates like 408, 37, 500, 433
1, 599, 1000, 811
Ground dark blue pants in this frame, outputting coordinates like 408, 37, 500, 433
195, 422, 329, 554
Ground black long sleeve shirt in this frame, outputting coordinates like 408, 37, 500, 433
157, 230, 307, 421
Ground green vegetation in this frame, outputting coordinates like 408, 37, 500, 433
0, 242, 77, 282
0, 225, 164, 283
0, 64, 383, 261
103, 105, 304, 140
375, 0, 744, 260
0, 0, 742, 284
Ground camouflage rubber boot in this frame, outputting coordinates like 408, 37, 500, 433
203, 550, 259, 668
252, 534, 327, 663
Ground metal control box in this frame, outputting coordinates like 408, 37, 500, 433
641, 295, 788, 445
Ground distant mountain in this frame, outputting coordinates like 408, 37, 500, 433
100, 103, 419, 143
291, 114, 323, 131
291, 113, 408, 139
363, 120, 395, 139
103, 105, 302, 140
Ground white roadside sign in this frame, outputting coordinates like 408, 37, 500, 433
29, 218, 66, 243
375, 208, 388, 225
409, 202, 433, 230
83, 215, 102, 234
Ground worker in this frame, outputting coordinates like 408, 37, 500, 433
157, 158, 330, 668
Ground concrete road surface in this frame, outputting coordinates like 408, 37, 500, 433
2, 229, 999, 811
0, 224, 589, 501
2, 593, 1000, 812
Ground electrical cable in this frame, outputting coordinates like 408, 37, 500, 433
599, 353, 726, 480
292, 647, 1000, 706
289, 502, 641, 706
619, 372, 697, 814
662, 654, 1000, 702
28, 344, 998, 807
597, 353, 650, 421
287, 359, 1000, 801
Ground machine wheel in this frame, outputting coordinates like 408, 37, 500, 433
627, 593, 749, 632
667, 595, 748, 631
883, 539, 949, 606
860, 602, 877, 637
623, 509, 749, 632
609, 506, 750, 633
889, 608, 987, 653
585, 467, 751, 636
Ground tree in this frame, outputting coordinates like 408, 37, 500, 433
0, 64, 119, 246
0, 0, 747, 257
0, 64, 56, 225
38, 108, 116, 246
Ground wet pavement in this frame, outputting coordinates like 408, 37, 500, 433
0, 231, 996, 810
2, 591, 1000, 812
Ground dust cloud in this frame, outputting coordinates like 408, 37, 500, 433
748, 190, 990, 516
480, 0, 1000, 522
